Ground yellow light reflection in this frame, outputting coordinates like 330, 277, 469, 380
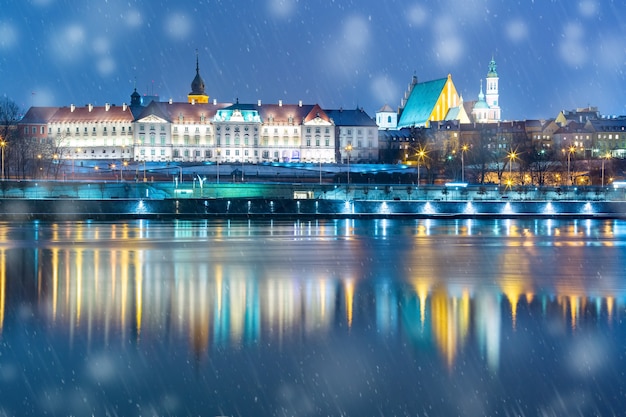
412, 278, 432, 329
52, 249, 59, 320
344, 279, 355, 327
0, 250, 5, 334
75, 250, 83, 326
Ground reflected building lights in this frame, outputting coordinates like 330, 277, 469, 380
344, 278, 355, 328
0, 250, 5, 334
0, 220, 624, 374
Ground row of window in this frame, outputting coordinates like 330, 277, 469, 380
52, 126, 133, 135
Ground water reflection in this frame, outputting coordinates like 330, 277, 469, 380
0, 218, 624, 415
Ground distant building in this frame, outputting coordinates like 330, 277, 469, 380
396, 74, 461, 128
46, 102, 136, 161
17, 57, 382, 165
327, 108, 379, 163
376, 104, 397, 130
471, 58, 501, 123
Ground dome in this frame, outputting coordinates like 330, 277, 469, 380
190, 55, 206, 95
473, 99, 489, 110
190, 70, 205, 95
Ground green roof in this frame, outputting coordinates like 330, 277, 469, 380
397, 78, 447, 128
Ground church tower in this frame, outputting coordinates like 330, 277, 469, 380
188, 51, 209, 104
484, 57, 500, 121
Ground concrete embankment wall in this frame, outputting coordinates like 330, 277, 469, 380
1, 198, 625, 220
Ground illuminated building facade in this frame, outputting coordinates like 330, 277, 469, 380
472, 58, 501, 123
45, 103, 136, 162
20, 59, 388, 164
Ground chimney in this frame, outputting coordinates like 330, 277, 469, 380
298, 100, 302, 107
169, 98, 173, 104
213, 98, 217, 105
279, 100, 283, 107
88, 104, 93, 112
70, 104, 75, 112
191, 99, 196, 105
105, 103, 110, 111
258, 99, 262, 106
122, 103, 127, 111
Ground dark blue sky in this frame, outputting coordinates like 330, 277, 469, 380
1, 0, 625, 120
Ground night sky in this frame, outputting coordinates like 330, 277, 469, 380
1, 0, 625, 120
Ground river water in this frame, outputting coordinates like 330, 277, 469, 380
0, 218, 625, 416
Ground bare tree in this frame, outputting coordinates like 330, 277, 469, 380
0, 98, 23, 179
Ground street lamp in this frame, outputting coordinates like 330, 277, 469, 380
602, 151, 611, 187
216, 148, 221, 184
566, 145, 576, 186
507, 149, 518, 183
0, 139, 5, 181
175, 165, 183, 184
241, 146, 245, 182
416, 147, 426, 187
121, 160, 128, 181
110, 163, 117, 181
345, 144, 353, 186
143, 160, 147, 182
461, 144, 468, 183
319, 153, 323, 185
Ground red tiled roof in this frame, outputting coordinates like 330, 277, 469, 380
50, 104, 135, 123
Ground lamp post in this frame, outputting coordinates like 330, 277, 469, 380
461, 144, 468, 183
319, 153, 322, 185
0, 139, 5, 181
240, 145, 245, 182
602, 152, 611, 187
416, 148, 426, 187
567, 146, 576, 186
121, 160, 128, 181
216, 148, 221, 184
345, 144, 352, 186
143, 160, 147, 182
507, 149, 518, 183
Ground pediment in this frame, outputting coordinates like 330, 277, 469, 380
304, 117, 332, 126
137, 114, 169, 124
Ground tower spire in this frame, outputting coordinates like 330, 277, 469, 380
188, 50, 209, 103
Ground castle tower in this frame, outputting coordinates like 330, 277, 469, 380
188, 51, 209, 104
485, 57, 500, 121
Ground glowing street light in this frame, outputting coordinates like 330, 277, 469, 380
566, 145, 576, 186
602, 151, 611, 187
507, 149, 518, 179
345, 144, 353, 186
416, 147, 427, 187
121, 160, 128, 181
460, 144, 469, 183
0, 139, 7, 181
37, 154, 42, 179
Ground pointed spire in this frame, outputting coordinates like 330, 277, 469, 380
190, 50, 206, 95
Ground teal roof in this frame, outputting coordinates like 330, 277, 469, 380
444, 106, 461, 121
397, 78, 447, 128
